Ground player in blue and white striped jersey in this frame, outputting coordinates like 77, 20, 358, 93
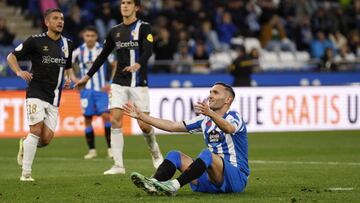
124, 82, 249, 196
71, 26, 116, 159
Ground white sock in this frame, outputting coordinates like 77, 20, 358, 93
111, 128, 124, 168
170, 179, 181, 190
22, 133, 39, 175
143, 127, 156, 150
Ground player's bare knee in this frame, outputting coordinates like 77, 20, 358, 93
29, 126, 43, 137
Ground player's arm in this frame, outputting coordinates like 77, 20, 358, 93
63, 41, 75, 89
123, 23, 153, 73
123, 103, 188, 132
7, 37, 34, 82
194, 101, 236, 134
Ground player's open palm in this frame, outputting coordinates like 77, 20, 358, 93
122, 103, 141, 119
194, 100, 213, 116
17, 70, 33, 83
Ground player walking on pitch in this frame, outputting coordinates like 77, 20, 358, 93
75, 0, 163, 175
7, 8, 74, 181
71, 26, 116, 159
123, 82, 249, 195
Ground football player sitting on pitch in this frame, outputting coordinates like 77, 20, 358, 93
123, 82, 249, 196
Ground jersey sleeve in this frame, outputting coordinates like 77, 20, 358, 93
12, 36, 34, 60
87, 31, 115, 77
72, 47, 80, 64
183, 115, 204, 134
226, 111, 245, 133
138, 23, 153, 68
65, 40, 73, 69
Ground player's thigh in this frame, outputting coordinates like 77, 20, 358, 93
80, 90, 95, 116
206, 153, 225, 185
129, 87, 150, 113
136, 112, 152, 133
43, 103, 59, 134
26, 98, 47, 134
94, 91, 109, 115
109, 84, 129, 109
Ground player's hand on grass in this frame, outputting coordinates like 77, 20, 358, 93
122, 63, 140, 73
122, 103, 141, 119
63, 78, 71, 89
194, 99, 214, 117
74, 75, 90, 90
16, 70, 32, 83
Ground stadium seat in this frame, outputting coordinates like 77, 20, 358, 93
209, 52, 232, 72
244, 38, 261, 52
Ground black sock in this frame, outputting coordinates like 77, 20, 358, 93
104, 126, 111, 148
153, 159, 177, 181
176, 158, 207, 187
85, 129, 95, 149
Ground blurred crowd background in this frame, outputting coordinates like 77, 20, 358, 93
0, 0, 360, 86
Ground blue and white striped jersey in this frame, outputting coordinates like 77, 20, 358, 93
72, 42, 115, 91
184, 110, 249, 176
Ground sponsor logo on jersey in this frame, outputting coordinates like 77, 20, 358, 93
43, 46, 49, 51
146, 34, 153, 42
115, 41, 139, 49
42, 55, 67, 65
116, 33, 121, 38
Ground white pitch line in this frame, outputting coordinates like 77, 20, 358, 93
0, 157, 360, 166
327, 187, 354, 191
249, 160, 360, 166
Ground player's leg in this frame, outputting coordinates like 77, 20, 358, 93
19, 122, 42, 181
83, 116, 97, 159
94, 90, 112, 157
103, 108, 125, 174
137, 118, 163, 168
80, 90, 97, 158
131, 150, 194, 195
101, 112, 112, 158
19, 98, 47, 181
131, 86, 163, 168
103, 84, 128, 174
152, 149, 224, 195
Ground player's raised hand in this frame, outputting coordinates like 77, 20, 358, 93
122, 63, 140, 73
74, 75, 90, 90
122, 103, 141, 119
16, 70, 33, 83
63, 78, 71, 89
194, 99, 213, 116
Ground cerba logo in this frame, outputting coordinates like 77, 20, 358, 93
42, 55, 67, 65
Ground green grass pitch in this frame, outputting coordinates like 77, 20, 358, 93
0, 131, 359, 202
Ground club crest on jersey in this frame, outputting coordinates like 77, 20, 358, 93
131, 31, 137, 37
43, 46, 49, 51
61, 46, 69, 58
208, 130, 222, 143
146, 34, 153, 42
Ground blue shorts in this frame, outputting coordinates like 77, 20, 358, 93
80, 90, 109, 116
189, 159, 248, 193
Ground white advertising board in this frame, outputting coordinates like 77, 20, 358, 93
132, 86, 360, 133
